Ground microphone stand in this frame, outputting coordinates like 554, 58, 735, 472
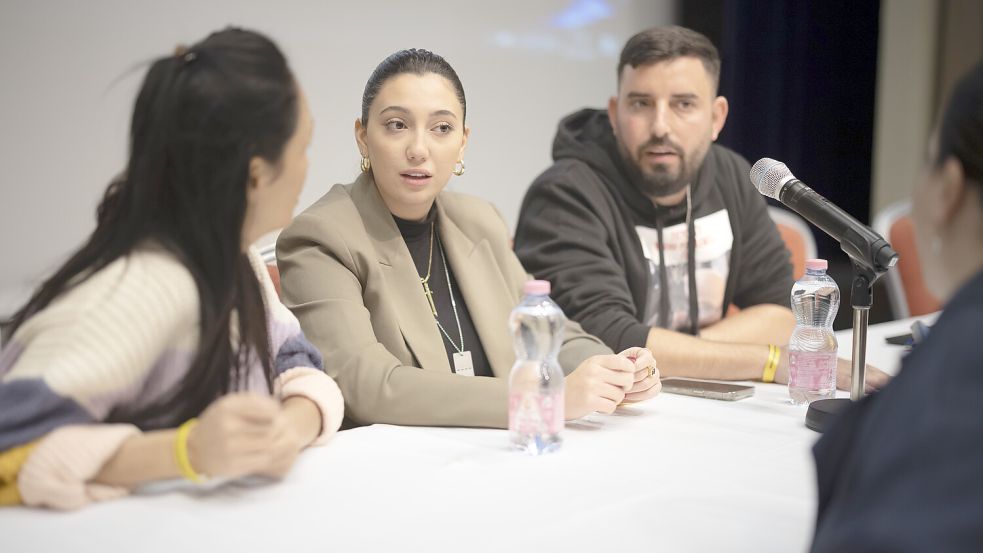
747, 158, 899, 431
805, 262, 879, 433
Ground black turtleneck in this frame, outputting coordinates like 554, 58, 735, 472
392, 207, 493, 377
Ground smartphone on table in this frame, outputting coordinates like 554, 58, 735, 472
661, 378, 755, 401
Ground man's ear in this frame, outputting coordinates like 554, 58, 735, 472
607, 95, 620, 137
711, 95, 729, 141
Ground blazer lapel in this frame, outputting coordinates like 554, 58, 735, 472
350, 175, 451, 374
436, 199, 516, 378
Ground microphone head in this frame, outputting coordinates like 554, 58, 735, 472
750, 158, 795, 200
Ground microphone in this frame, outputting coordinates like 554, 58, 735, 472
750, 158, 899, 274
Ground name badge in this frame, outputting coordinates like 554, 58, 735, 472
453, 351, 475, 377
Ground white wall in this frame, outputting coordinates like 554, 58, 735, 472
870, 0, 939, 218
0, 0, 673, 315
870, 0, 983, 220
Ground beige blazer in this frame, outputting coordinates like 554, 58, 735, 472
277, 173, 611, 428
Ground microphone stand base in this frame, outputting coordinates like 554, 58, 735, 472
805, 398, 850, 433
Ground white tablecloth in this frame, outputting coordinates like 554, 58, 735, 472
1, 317, 931, 553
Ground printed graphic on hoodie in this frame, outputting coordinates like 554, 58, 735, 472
635, 209, 733, 330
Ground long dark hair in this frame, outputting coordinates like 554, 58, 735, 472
937, 61, 983, 198
361, 48, 466, 124
9, 28, 299, 429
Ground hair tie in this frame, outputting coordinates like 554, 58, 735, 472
173, 44, 197, 65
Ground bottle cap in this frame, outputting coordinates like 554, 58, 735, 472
523, 280, 551, 295
805, 259, 828, 271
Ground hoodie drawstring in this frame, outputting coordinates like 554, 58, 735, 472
654, 186, 700, 335
685, 186, 699, 336
654, 215, 670, 329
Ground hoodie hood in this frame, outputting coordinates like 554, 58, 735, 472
552, 108, 624, 177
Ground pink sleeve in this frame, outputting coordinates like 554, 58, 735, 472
19, 424, 140, 510
275, 367, 344, 446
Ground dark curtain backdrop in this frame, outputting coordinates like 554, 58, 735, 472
681, 0, 886, 326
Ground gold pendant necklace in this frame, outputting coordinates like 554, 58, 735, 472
421, 221, 438, 316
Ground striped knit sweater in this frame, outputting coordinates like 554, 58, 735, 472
0, 244, 344, 509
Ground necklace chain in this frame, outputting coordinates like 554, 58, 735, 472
417, 223, 465, 353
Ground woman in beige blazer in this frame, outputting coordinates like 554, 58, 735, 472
277, 49, 661, 428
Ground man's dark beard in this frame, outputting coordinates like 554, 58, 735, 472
618, 137, 691, 199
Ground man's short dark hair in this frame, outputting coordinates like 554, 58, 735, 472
618, 26, 721, 92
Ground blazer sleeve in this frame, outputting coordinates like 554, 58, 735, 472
514, 173, 651, 352
276, 210, 510, 429
488, 204, 613, 372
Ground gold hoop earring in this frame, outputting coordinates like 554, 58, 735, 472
452, 160, 466, 176
360, 156, 371, 173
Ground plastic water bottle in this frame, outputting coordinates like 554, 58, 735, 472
508, 280, 565, 455
788, 259, 839, 404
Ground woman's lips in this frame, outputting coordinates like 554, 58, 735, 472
399, 170, 433, 188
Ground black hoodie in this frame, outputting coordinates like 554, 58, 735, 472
514, 108, 794, 352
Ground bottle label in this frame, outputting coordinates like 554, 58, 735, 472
509, 391, 564, 435
788, 350, 836, 390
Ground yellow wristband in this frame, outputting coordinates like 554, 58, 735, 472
174, 418, 204, 483
762, 344, 780, 383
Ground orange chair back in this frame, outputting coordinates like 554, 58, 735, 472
768, 207, 817, 280
775, 223, 808, 280
888, 215, 941, 316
